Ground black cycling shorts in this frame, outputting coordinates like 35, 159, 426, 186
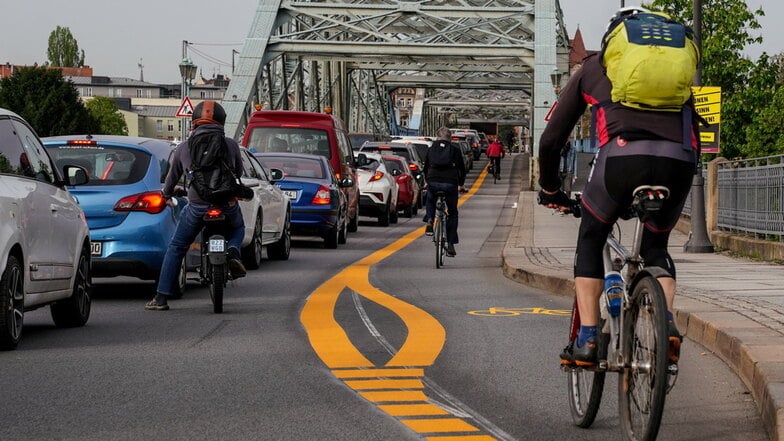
574, 137, 695, 279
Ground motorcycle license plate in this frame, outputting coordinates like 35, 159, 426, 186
208, 239, 225, 253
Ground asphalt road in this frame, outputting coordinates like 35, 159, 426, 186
0, 157, 767, 441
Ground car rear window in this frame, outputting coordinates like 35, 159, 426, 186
246, 127, 331, 159
256, 155, 325, 179
383, 158, 405, 174
46, 145, 150, 185
361, 146, 412, 162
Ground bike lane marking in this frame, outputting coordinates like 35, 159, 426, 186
300, 166, 503, 440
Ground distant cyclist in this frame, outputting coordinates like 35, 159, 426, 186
536, 6, 699, 367
423, 127, 466, 257
486, 139, 505, 179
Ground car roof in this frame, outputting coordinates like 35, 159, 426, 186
42, 134, 176, 156
0, 107, 23, 119
254, 151, 329, 162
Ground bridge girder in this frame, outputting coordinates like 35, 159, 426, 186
222, 0, 569, 140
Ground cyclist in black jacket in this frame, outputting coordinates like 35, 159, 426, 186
536, 8, 699, 366
423, 127, 466, 257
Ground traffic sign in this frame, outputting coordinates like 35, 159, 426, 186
176, 97, 194, 118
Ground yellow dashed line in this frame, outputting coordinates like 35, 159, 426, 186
332, 368, 425, 378
379, 403, 451, 416
402, 418, 480, 433
344, 379, 425, 390
426, 436, 497, 441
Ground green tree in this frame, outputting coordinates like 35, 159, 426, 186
47, 26, 85, 67
0, 67, 94, 136
647, 0, 769, 158
86, 97, 128, 135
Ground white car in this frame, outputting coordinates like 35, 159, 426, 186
237, 148, 292, 266
0, 108, 92, 350
353, 151, 399, 226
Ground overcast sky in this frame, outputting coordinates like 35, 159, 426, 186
0, 1, 780, 84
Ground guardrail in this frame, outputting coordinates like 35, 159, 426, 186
716, 155, 784, 241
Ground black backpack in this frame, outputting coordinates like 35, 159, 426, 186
428, 140, 455, 169
187, 132, 240, 204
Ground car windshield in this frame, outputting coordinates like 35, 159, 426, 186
257, 156, 325, 179
46, 145, 150, 185
246, 127, 331, 159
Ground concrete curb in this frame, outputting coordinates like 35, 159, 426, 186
501, 190, 782, 441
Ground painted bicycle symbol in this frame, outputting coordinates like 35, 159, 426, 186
468, 307, 571, 317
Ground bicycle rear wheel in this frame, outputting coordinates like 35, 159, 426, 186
619, 275, 668, 441
209, 262, 225, 314
434, 215, 444, 268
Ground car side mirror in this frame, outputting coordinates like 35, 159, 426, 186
64, 165, 89, 186
339, 176, 354, 188
268, 168, 284, 182
355, 153, 367, 167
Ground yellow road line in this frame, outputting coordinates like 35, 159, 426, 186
300, 164, 496, 439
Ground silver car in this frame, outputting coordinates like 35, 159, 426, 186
0, 108, 92, 350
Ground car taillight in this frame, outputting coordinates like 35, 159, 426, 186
114, 191, 167, 214
369, 171, 385, 182
312, 185, 331, 205
408, 163, 419, 171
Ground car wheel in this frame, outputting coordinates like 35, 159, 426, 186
242, 212, 263, 270
324, 224, 339, 249
403, 203, 413, 218
0, 254, 24, 350
390, 199, 399, 224
347, 202, 359, 232
378, 201, 391, 227
338, 212, 348, 245
51, 248, 91, 328
168, 257, 188, 299
268, 211, 291, 260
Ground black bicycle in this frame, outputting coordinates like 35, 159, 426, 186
561, 186, 674, 441
432, 191, 448, 268
488, 158, 500, 184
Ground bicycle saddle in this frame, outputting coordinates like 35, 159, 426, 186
630, 185, 670, 219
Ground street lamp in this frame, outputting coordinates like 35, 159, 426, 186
550, 69, 563, 97
179, 56, 197, 140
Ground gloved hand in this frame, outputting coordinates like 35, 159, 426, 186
537, 189, 571, 208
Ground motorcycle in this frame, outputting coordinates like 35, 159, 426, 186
198, 206, 232, 313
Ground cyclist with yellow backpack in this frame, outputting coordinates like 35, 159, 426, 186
537, 6, 701, 367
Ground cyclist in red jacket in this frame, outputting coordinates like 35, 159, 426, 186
486, 139, 505, 179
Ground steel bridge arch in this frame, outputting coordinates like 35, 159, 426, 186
222, 0, 570, 155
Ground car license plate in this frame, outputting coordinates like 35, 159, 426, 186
283, 190, 298, 200
208, 239, 225, 253
90, 242, 102, 256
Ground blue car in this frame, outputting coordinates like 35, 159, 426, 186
254, 152, 353, 249
42, 135, 187, 295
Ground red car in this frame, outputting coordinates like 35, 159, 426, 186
382, 154, 419, 218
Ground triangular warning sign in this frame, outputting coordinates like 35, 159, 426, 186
176, 97, 194, 117
544, 100, 558, 122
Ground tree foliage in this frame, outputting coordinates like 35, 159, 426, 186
0, 67, 94, 137
86, 97, 128, 135
47, 26, 85, 67
646, 0, 780, 159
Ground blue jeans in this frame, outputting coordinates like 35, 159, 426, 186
156, 202, 244, 296
425, 181, 459, 244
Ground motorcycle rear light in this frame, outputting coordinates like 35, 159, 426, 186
114, 191, 167, 214
408, 163, 418, 171
369, 171, 385, 182
312, 185, 331, 205
205, 208, 224, 219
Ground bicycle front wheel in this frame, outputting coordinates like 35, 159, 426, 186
434, 216, 444, 268
210, 262, 225, 314
619, 275, 668, 441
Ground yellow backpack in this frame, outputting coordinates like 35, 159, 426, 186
601, 11, 699, 112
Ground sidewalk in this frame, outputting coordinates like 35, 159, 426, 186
501, 155, 784, 441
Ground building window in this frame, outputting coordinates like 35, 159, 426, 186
86, 87, 93, 97
147, 89, 152, 98
200, 91, 206, 99
116, 88, 122, 97
209, 90, 215, 99
136, 89, 143, 98
167, 121, 174, 131
156, 120, 163, 133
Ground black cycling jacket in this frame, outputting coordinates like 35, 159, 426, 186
538, 54, 699, 192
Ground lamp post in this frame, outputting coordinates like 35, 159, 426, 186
683, 0, 714, 253
179, 42, 197, 141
